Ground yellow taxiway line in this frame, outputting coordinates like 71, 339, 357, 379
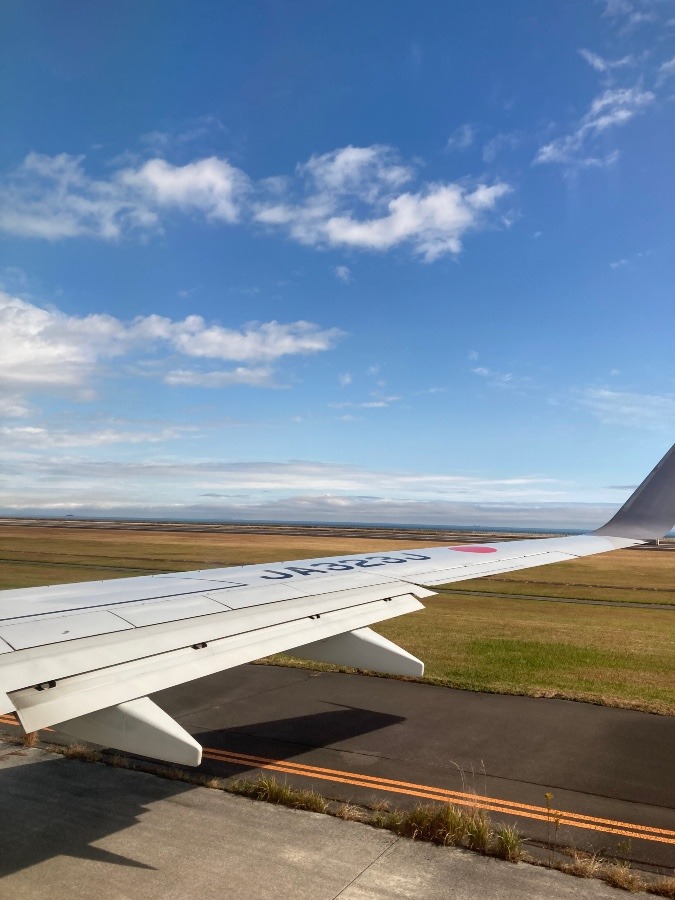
202, 746, 675, 846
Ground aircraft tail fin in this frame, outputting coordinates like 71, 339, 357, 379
594, 443, 675, 540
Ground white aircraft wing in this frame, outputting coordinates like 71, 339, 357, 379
1, 443, 673, 766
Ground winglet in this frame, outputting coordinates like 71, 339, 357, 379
594, 443, 675, 541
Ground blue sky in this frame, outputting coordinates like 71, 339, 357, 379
0, 0, 673, 527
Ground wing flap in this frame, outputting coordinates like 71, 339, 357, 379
10, 593, 424, 732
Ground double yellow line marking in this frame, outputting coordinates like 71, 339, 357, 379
2, 713, 672, 845
204, 747, 675, 845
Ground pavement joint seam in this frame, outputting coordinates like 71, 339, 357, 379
330, 834, 401, 900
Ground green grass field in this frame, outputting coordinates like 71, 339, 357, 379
1, 524, 673, 714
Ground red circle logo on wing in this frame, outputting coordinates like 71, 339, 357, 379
448, 546, 498, 553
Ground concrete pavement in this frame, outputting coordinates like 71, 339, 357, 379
0, 742, 628, 900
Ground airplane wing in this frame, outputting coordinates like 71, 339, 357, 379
1, 444, 673, 766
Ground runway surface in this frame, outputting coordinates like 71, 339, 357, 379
2, 663, 673, 869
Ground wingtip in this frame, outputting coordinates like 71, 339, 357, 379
594, 442, 675, 541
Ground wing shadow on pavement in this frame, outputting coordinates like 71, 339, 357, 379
0, 747, 190, 877
192, 704, 405, 776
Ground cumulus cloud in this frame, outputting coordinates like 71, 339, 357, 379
0, 292, 342, 397
578, 387, 675, 429
255, 146, 512, 261
120, 157, 248, 222
0, 153, 248, 241
0, 144, 512, 261
534, 87, 654, 167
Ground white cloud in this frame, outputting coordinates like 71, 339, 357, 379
471, 366, 526, 388
534, 87, 654, 167
0, 153, 248, 241
254, 145, 512, 261
321, 182, 512, 262
164, 367, 275, 388
446, 124, 475, 151
0, 394, 30, 417
334, 265, 352, 283
1, 453, 628, 530
601, 0, 658, 32
120, 157, 248, 223
147, 317, 344, 362
0, 423, 197, 448
0, 144, 512, 261
330, 395, 401, 409
0, 292, 342, 398
579, 388, 675, 429
140, 115, 227, 153
338, 372, 352, 387
0, 153, 158, 240
301, 145, 413, 198
657, 55, 675, 84
609, 249, 647, 268
0, 292, 132, 388
578, 48, 635, 72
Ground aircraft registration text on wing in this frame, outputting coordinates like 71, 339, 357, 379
1, 444, 674, 766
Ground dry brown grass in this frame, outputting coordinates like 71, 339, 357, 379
60, 743, 103, 762
558, 850, 604, 878
0, 524, 430, 589
648, 875, 675, 898
601, 862, 647, 892
333, 802, 364, 821
230, 775, 328, 813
